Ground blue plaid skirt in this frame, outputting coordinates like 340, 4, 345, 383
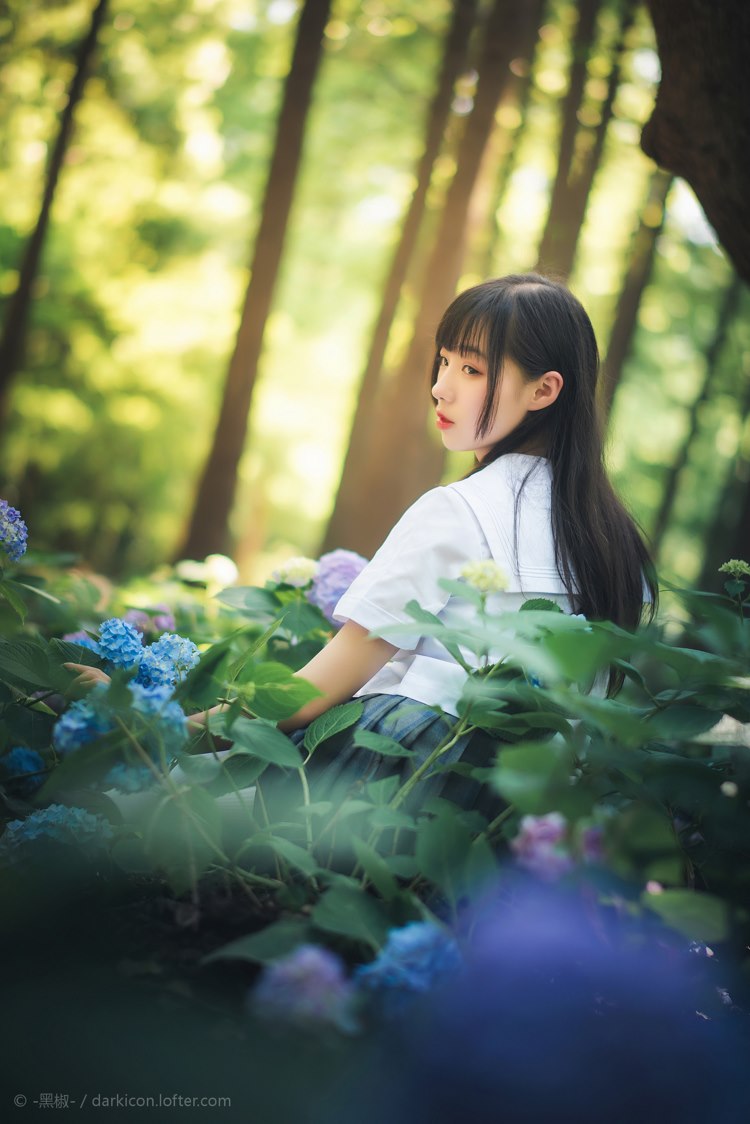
288, 693, 503, 818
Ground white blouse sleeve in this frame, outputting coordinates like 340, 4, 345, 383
332, 486, 489, 651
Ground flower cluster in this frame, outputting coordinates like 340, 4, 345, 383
460, 559, 509, 594
97, 618, 144, 669
248, 945, 358, 1034
134, 633, 200, 689
719, 559, 750, 579
271, 556, 319, 588
510, 812, 574, 881
53, 681, 188, 794
0, 803, 113, 860
354, 922, 463, 1018
307, 549, 368, 625
0, 499, 28, 563
53, 688, 114, 755
0, 747, 45, 796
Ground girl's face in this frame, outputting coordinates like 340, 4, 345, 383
432, 345, 539, 460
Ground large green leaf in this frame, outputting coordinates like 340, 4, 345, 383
492, 740, 573, 814
415, 808, 473, 908
352, 837, 400, 901
242, 662, 321, 721
353, 728, 413, 757
303, 700, 364, 755
228, 717, 303, 767
311, 885, 391, 949
144, 786, 223, 895
203, 919, 313, 965
215, 586, 280, 619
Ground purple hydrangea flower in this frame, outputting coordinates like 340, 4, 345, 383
135, 633, 200, 689
123, 604, 177, 637
0, 803, 113, 858
122, 609, 152, 635
62, 630, 101, 655
97, 617, 144, 669
0, 499, 28, 563
248, 945, 358, 1033
354, 922, 463, 1018
580, 824, 606, 865
307, 549, 368, 626
0, 747, 46, 796
510, 812, 574, 881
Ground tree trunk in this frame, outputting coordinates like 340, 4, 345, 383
321, 0, 480, 555
340, 0, 543, 558
0, 0, 109, 432
176, 0, 332, 562
600, 168, 673, 420
533, 0, 602, 277
642, 0, 750, 285
651, 274, 743, 554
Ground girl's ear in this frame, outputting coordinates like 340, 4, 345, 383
528, 370, 563, 412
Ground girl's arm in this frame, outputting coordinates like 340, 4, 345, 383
65, 620, 397, 736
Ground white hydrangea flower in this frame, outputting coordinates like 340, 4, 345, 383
271, 556, 320, 588
459, 560, 509, 594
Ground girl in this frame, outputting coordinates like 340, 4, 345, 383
67, 274, 657, 804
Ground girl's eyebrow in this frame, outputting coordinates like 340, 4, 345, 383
459, 345, 487, 361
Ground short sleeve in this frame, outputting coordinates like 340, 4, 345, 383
333, 487, 488, 650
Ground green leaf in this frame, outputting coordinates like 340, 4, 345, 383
642, 889, 730, 943
303, 700, 364, 755
281, 599, 329, 637
228, 717, 303, 767
215, 586, 280, 618
0, 580, 26, 621
645, 705, 725, 740
353, 728, 413, 757
437, 578, 484, 608
242, 662, 321, 721
0, 639, 53, 690
262, 834, 320, 877
9, 579, 61, 605
415, 809, 473, 908
365, 775, 400, 805
352, 837, 400, 901
492, 740, 573, 814
520, 598, 564, 613
203, 919, 313, 965
368, 805, 416, 832
311, 885, 391, 949
724, 579, 746, 599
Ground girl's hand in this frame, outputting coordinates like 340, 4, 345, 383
63, 662, 111, 691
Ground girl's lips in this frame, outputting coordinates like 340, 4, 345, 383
436, 412, 454, 430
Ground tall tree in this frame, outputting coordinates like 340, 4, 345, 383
642, 0, 750, 285
600, 168, 673, 420
0, 0, 109, 432
321, 0, 480, 556
651, 274, 743, 554
332, 0, 544, 557
176, 0, 332, 562
532, 0, 603, 276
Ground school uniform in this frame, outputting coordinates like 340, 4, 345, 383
289, 454, 573, 817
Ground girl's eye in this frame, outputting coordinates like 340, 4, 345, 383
463, 364, 481, 376
439, 353, 448, 366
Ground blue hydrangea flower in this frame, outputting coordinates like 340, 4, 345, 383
97, 618, 144, 669
135, 633, 200, 689
0, 747, 45, 796
53, 690, 114, 755
354, 922, 463, 1018
248, 945, 358, 1034
307, 549, 368, 626
62, 630, 101, 655
128, 682, 188, 756
0, 499, 28, 563
104, 761, 155, 794
0, 803, 113, 859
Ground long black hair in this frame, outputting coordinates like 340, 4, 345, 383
433, 274, 657, 690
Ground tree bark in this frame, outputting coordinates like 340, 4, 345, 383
176, 0, 332, 562
642, 0, 750, 285
0, 0, 109, 432
321, 0, 480, 555
651, 273, 743, 554
533, 0, 602, 277
600, 167, 673, 420
338, 0, 544, 558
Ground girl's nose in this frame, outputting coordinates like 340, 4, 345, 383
432, 365, 453, 401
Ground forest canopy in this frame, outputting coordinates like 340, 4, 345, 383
0, 0, 747, 590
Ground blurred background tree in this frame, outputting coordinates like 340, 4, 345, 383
0, 0, 747, 593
